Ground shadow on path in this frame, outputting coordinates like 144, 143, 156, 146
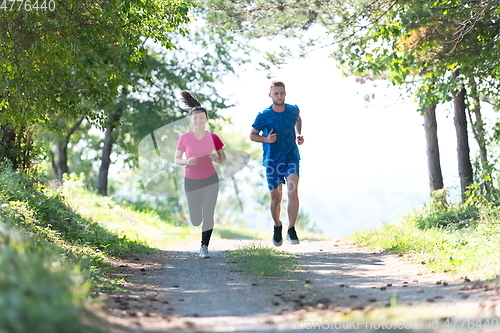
101, 239, 500, 333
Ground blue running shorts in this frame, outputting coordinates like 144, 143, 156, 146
265, 160, 299, 191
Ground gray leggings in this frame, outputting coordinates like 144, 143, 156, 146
184, 173, 219, 245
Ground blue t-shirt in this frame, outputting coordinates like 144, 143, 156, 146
251, 103, 301, 167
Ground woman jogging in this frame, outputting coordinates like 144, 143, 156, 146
174, 91, 226, 258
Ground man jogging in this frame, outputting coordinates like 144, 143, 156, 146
250, 80, 304, 246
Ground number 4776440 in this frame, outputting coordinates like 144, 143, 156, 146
1, 0, 56, 11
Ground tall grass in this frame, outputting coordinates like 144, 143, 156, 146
0, 167, 193, 332
0, 218, 97, 333
349, 189, 500, 280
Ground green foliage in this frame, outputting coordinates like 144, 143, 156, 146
0, 167, 104, 332
0, 219, 100, 333
60, 173, 193, 249
0, 168, 153, 260
204, 0, 331, 37
408, 188, 479, 230
227, 242, 300, 276
0, 163, 198, 332
349, 186, 500, 280
0, 0, 196, 171
0, 0, 195, 126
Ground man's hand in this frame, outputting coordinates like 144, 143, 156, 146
267, 129, 277, 143
297, 135, 304, 145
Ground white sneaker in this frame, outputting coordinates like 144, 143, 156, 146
199, 245, 210, 258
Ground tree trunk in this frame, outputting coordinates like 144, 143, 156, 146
53, 140, 69, 180
97, 85, 130, 196
97, 107, 124, 196
467, 77, 493, 195
50, 117, 85, 181
0, 124, 33, 170
423, 104, 444, 193
452, 71, 473, 201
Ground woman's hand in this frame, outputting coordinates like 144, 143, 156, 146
186, 157, 197, 166
209, 152, 220, 163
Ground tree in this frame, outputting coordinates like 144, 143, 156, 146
467, 77, 494, 195
451, 71, 473, 199
92, 17, 247, 196
203, 0, 500, 200
49, 116, 86, 181
0, 0, 194, 169
97, 88, 129, 195
423, 104, 444, 193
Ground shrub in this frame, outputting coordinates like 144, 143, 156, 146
409, 188, 479, 229
0, 218, 99, 333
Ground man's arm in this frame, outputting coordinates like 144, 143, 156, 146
295, 116, 304, 145
250, 128, 277, 143
295, 116, 302, 135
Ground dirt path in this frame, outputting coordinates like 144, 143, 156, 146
100, 238, 500, 332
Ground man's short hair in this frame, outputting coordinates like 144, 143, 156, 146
270, 80, 285, 89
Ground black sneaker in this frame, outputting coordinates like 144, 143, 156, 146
273, 224, 283, 247
286, 226, 300, 244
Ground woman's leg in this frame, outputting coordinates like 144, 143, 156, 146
201, 174, 219, 246
184, 177, 203, 227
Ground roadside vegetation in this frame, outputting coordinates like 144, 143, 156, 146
349, 188, 500, 280
0, 165, 324, 332
0, 166, 201, 332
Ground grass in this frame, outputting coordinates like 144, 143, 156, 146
227, 242, 300, 276
0, 166, 325, 332
59, 175, 194, 250
0, 219, 98, 333
0, 169, 196, 332
5, 162, 500, 330
347, 212, 500, 280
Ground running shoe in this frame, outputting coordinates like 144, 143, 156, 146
199, 245, 210, 258
286, 226, 300, 244
273, 224, 283, 247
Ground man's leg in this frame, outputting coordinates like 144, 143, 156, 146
286, 174, 299, 229
270, 185, 284, 246
270, 185, 283, 227
267, 164, 285, 247
285, 173, 300, 244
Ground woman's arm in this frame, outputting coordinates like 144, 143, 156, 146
175, 150, 197, 166
210, 149, 226, 163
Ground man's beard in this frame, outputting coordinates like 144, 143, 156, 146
273, 101, 284, 106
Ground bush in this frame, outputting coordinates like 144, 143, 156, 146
409, 188, 479, 230
0, 218, 99, 333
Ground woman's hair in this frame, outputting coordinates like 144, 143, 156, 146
180, 91, 207, 117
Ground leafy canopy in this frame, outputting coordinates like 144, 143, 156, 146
0, 0, 194, 126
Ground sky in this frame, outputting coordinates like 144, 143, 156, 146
215, 46, 480, 239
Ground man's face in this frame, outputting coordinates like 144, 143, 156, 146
269, 86, 286, 106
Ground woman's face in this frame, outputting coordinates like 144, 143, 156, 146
190, 110, 208, 129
